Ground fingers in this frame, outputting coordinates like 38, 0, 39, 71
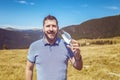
67, 39, 80, 51
67, 44, 80, 54
67, 39, 80, 53
71, 39, 80, 49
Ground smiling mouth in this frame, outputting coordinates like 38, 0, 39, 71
47, 31, 55, 34
48, 32, 54, 35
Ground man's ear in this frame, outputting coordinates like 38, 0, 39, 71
57, 26, 59, 31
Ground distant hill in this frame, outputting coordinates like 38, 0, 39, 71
62, 15, 120, 39
0, 28, 43, 49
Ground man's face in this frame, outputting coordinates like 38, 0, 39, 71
43, 19, 58, 41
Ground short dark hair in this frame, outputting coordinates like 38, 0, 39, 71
43, 15, 58, 26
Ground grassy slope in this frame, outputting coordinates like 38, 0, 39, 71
0, 39, 120, 80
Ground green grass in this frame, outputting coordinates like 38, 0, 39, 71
0, 38, 120, 80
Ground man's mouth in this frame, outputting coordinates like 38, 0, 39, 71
47, 31, 55, 34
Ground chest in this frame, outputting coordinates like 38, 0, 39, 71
35, 45, 69, 66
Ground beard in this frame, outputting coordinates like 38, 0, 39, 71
44, 31, 58, 42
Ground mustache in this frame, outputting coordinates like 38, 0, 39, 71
47, 31, 55, 34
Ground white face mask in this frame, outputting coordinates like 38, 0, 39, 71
59, 30, 72, 44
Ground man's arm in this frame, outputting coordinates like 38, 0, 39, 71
25, 60, 34, 80
68, 39, 83, 70
70, 53, 83, 70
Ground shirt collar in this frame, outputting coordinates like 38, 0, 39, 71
42, 36, 60, 46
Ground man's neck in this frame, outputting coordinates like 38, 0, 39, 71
45, 37, 56, 45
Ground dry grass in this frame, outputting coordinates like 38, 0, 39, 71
0, 49, 27, 80
78, 37, 120, 46
0, 39, 120, 80
68, 44, 120, 80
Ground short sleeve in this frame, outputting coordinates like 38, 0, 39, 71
27, 43, 36, 63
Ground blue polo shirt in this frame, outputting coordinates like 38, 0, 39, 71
27, 37, 74, 80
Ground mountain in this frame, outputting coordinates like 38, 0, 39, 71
0, 28, 43, 49
62, 15, 120, 39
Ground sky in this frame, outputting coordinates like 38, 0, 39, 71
0, 0, 120, 29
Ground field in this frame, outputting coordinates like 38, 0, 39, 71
0, 38, 120, 80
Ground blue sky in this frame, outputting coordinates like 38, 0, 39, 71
0, 0, 120, 29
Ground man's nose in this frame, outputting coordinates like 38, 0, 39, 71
49, 26, 53, 31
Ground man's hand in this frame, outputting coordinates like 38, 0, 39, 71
67, 39, 81, 60
67, 39, 83, 70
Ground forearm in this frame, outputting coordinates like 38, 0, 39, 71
25, 61, 34, 80
73, 55, 83, 70
26, 69, 33, 80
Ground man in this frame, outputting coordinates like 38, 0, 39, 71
26, 15, 83, 80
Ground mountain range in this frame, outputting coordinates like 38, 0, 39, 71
0, 14, 120, 49
62, 14, 120, 39
0, 28, 43, 49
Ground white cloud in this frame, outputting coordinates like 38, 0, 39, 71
105, 6, 119, 10
18, 0, 27, 4
30, 2, 35, 5
17, 0, 35, 5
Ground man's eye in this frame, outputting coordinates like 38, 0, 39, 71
46, 25, 50, 27
52, 25, 56, 27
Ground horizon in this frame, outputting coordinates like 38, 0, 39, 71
0, 14, 120, 30
0, 0, 120, 29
